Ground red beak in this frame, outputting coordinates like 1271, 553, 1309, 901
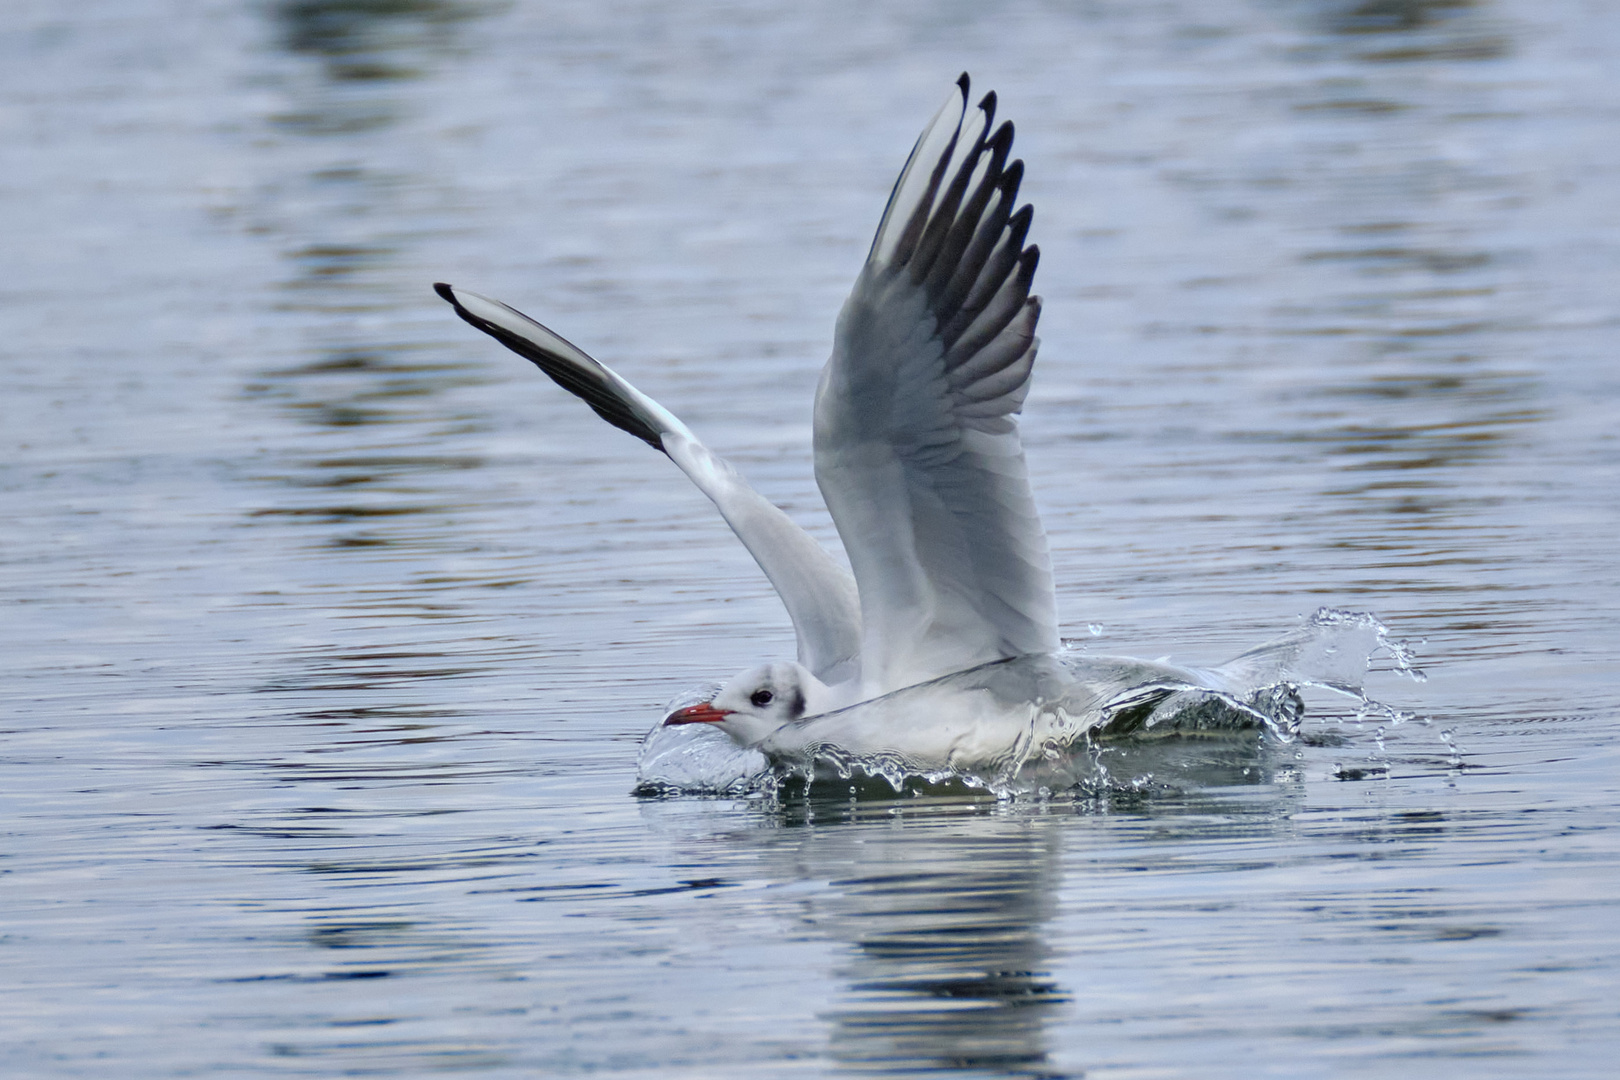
664, 702, 735, 726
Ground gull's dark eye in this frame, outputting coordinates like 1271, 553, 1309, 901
750, 689, 775, 708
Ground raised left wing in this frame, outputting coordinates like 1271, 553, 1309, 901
436, 284, 862, 685
814, 75, 1059, 696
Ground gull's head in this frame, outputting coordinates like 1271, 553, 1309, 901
663, 662, 828, 747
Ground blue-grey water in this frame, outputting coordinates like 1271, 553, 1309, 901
4, 0, 1618, 1075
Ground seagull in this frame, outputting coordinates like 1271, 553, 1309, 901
436, 75, 1315, 777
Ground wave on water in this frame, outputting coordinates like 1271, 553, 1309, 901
634, 609, 1424, 799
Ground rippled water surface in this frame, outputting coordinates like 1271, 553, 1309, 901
5, 0, 1619, 1075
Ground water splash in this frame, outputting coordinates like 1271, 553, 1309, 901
634, 721, 770, 797
634, 609, 1423, 799
634, 683, 770, 797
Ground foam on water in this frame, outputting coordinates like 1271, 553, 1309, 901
636, 608, 1424, 798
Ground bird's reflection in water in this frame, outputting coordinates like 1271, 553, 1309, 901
765, 797, 1071, 1078
734, 739, 1292, 1078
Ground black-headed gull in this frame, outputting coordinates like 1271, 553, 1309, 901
436, 76, 1334, 776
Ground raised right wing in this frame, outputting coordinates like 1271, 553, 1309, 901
814, 76, 1059, 696
435, 283, 862, 686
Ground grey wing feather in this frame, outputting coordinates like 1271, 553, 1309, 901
435, 283, 862, 685
814, 75, 1058, 694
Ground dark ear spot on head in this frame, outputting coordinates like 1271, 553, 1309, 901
784, 683, 806, 720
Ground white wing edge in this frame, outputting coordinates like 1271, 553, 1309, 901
436, 284, 862, 685
870, 73, 972, 267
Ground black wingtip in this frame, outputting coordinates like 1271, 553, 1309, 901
431, 283, 669, 454
956, 72, 971, 95
987, 121, 1015, 160
1007, 203, 1034, 248
1001, 158, 1025, 198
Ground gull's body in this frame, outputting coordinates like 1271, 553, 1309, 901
758, 653, 1235, 772
436, 76, 1294, 771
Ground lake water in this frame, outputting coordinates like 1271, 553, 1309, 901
4, 0, 1618, 1075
